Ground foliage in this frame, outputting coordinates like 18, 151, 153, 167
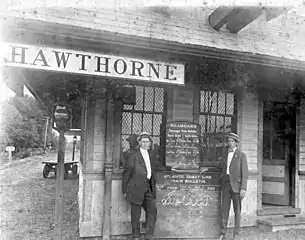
0, 95, 51, 153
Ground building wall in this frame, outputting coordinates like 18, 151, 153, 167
78, 85, 305, 239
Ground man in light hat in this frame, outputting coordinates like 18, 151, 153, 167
122, 132, 157, 240
219, 132, 248, 240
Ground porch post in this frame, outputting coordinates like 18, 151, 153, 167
55, 130, 65, 239
102, 90, 115, 240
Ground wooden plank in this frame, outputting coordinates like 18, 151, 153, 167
262, 165, 285, 178
262, 182, 285, 195
83, 180, 93, 222
85, 95, 96, 168
193, 86, 200, 124
262, 194, 288, 206
263, 176, 285, 182
299, 180, 305, 214
113, 101, 123, 169
263, 159, 286, 165
91, 180, 105, 221
300, 157, 305, 165
227, 7, 263, 33
166, 87, 174, 122
208, 7, 240, 31
257, 99, 263, 211
265, 7, 289, 22
79, 91, 88, 165
102, 98, 115, 240
54, 130, 65, 239
295, 103, 300, 208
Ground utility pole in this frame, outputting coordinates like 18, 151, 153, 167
44, 117, 49, 152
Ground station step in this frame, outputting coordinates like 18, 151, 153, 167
257, 216, 305, 232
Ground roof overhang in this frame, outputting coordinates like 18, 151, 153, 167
2, 15, 305, 72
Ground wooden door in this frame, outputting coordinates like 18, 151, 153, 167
262, 102, 294, 206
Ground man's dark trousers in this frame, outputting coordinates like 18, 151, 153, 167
130, 179, 157, 239
220, 174, 242, 236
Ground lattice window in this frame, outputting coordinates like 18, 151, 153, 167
120, 85, 165, 166
199, 90, 236, 165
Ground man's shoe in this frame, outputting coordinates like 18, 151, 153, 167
233, 234, 240, 240
144, 235, 153, 240
219, 234, 226, 240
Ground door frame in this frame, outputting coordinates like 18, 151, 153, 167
257, 99, 298, 211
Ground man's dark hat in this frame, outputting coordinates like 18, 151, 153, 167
126, 134, 138, 143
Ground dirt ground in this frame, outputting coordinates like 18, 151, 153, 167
0, 151, 79, 240
1, 151, 305, 240
223, 227, 305, 240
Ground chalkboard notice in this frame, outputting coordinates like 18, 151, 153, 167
155, 168, 221, 239
165, 122, 201, 170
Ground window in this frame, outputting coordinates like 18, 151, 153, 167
263, 102, 293, 160
199, 90, 236, 165
120, 85, 165, 166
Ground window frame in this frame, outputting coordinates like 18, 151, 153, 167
117, 84, 167, 170
198, 89, 237, 166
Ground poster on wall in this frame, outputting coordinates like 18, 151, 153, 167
165, 121, 201, 170
172, 89, 194, 121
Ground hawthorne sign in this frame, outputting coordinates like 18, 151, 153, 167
3, 42, 185, 85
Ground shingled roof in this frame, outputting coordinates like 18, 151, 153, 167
1, 3, 305, 62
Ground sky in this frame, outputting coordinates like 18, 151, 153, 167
0, 79, 33, 102
0, 80, 15, 102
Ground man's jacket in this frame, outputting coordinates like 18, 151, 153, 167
122, 148, 156, 205
219, 148, 249, 192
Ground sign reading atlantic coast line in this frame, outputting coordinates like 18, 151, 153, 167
154, 169, 221, 238
165, 121, 201, 170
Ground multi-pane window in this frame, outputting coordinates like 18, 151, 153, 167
263, 103, 294, 160
199, 90, 236, 165
120, 85, 165, 165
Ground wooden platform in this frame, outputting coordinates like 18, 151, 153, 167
42, 160, 79, 164
258, 217, 305, 232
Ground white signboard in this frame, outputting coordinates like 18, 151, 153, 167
2, 42, 185, 85
5, 146, 15, 152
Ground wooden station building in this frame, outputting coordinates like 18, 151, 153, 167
2, 3, 305, 239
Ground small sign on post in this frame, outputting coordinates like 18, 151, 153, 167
53, 104, 72, 131
5, 146, 15, 163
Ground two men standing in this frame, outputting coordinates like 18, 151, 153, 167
122, 131, 248, 240
122, 132, 157, 240
219, 133, 249, 240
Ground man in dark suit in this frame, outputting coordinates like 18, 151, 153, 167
122, 132, 157, 240
219, 133, 248, 240
122, 134, 138, 167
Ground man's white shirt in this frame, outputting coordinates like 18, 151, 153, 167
140, 148, 151, 179
227, 147, 237, 174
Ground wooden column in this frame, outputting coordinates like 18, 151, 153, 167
102, 93, 115, 240
55, 130, 66, 239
